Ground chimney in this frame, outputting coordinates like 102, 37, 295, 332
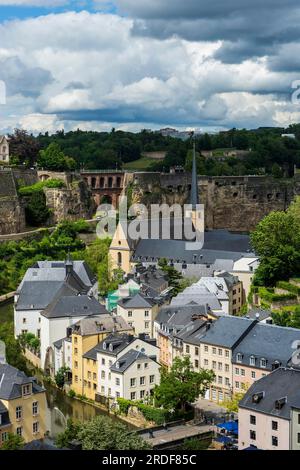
65, 251, 73, 275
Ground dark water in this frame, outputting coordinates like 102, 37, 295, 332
44, 384, 137, 440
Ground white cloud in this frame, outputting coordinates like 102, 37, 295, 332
0, 10, 298, 133
0, 0, 68, 5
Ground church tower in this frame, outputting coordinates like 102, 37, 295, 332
186, 141, 205, 235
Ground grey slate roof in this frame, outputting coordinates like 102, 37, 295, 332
16, 281, 76, 311
75, 314, 131, 338
0, 364, 44, 400
133, 229, 253, 264
84, 333, 135, 359
118, 293, 157, 309
232, 323, 300, 370
110, 349, 152, 374
155, 304, 210, 338
200, 316, 256, 348
239, 367, 300, 420
42, 294, 108, 319
246, 308, 272, 322
53, 338, 63, 349
173, 318, 208, 343
0, 400, 8, 414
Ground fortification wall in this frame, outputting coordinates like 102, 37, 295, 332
129, 172, 298, 232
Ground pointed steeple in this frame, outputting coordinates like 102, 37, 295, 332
190, 141, 199, 209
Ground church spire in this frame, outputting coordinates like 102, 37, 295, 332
190, 140, 199, 209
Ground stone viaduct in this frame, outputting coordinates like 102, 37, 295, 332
80, 170, 125, 208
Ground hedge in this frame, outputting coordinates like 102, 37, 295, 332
117, 398, 171, 425
276, 281, 300, 296
18, 179, 65, 195
258, 287, 297, 303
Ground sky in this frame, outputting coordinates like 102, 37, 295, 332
0, 0, 300, 134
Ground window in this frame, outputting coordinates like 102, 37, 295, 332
236, 353, 242, 363
235, 368, 239, 375
250, 430, 256, 440
212, 347, 217, 355
195, 360, 199, 368
87, 371, 91, 379
241, 369, 245, 376
218, 348, 223, 356
108, 373, 111, 381
204, 359, 209, 366
130, 378, 136, 387
108, 388, 111, 396
93, 384, 97, 390
32, 402, 38, 416
137, 363, 141, 370
140, 377, 145, 386
74, 361, 78, 369
16, 427, 22, 436
250, 415, 256, 425
109, 360, 112, 367
211, 389, 217, 401
74, 337, 78, 344
74, 348, 78, 355
22, 318, 26, 324
130, 392, 136, 400
16, 406, 22, 420
33, 422, 39, 434
260, 358, 267, 368
140, 390, 145, 399
93, 373, 96, 380
251, 371, 256, 379
272, 421, 278, 431
101, 358, 105, 365
1, 432, 8, 442
225, 377, 230, 386
115, 377, 120, 386
212, 361, 217, 369
218, 362, 222, 371
235, 382, 240, 389
145, 321, 150, 329
144, 363, 148, 369
128, 311, 133, 318
298, 433, 300, 444
145, 311, 149, 317
298, 414, 300, 425
225, 350, 230, 358
186, 345, 190, 354
117, 252, 122, 266
204, 345, 209, 353
272, 436, 278, 447
218, 376, 222, 385
101, 371, 105, 379
225, 364, 229, 372
75, 375, 78, 383
195, 347, 199, 356
150, 375, 155, 384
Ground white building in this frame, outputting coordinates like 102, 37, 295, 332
86, 333, 160, 400
0, 136, 9, 163
116, 293, 159, 337
53, 336, 72, 374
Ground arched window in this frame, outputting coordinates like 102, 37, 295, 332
117, 252, 122, 266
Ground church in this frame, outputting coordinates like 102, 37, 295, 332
109, 147, 256, 279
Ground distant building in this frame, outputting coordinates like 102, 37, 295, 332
281, 133, 296, 139
0, 364, 47, 446
0, 136, 9, 164
239, 368, 300, 450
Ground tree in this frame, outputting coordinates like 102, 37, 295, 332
56, 417, 150, 450
154, 356, 214, 413
37, 143, 75, 171
0, 433, 25, 450
251, 210, 300, 285
55, 366, 70, 389
158, 258, 185, 296
8, 129, 41, 167
220, 386, 248, 413
25, 191, 50, 226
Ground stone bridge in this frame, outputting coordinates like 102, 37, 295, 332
80, 170, 125, 208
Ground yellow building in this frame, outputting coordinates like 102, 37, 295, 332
0, 364, 47, 446
71, 314, 133, 399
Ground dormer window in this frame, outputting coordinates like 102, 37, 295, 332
22, 384, 32, 396
109, 344, 113, 351
116, 362, 120, 369
260, 358, 267, 368
250, 356, 256, 366
236, 353, 243, 363
275, 397, 287, 410
252, 391, 264, 403
103, 342, 107, 350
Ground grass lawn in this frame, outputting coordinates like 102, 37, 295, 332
123, 156, 157, 170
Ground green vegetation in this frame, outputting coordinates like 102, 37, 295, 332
272, 305, 300, 329
117, 398, 171, 425
158, 258, 188, 297
221, 386, 248, 413
0, 433, 25, 450
251, 197, 300, 286
258, 287, 297, 304
37, 142, 76, 171
0, 323, 29, 374
56, 417, 150, 450
19, 332, 40, 354
154, 356, 214, 413
8, 125, 300, 176
18, 179, 65, 195
180, 437, 212, 450
55, 366, 71, 389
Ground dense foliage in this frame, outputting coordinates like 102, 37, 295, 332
117, 398, 171, 425
55, 417, 150, 450
0, 433, 25, 450
0, 322, 29, 374
154, 356, 214, 412
251, 197, 300, 285
8, 125, 300, 176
